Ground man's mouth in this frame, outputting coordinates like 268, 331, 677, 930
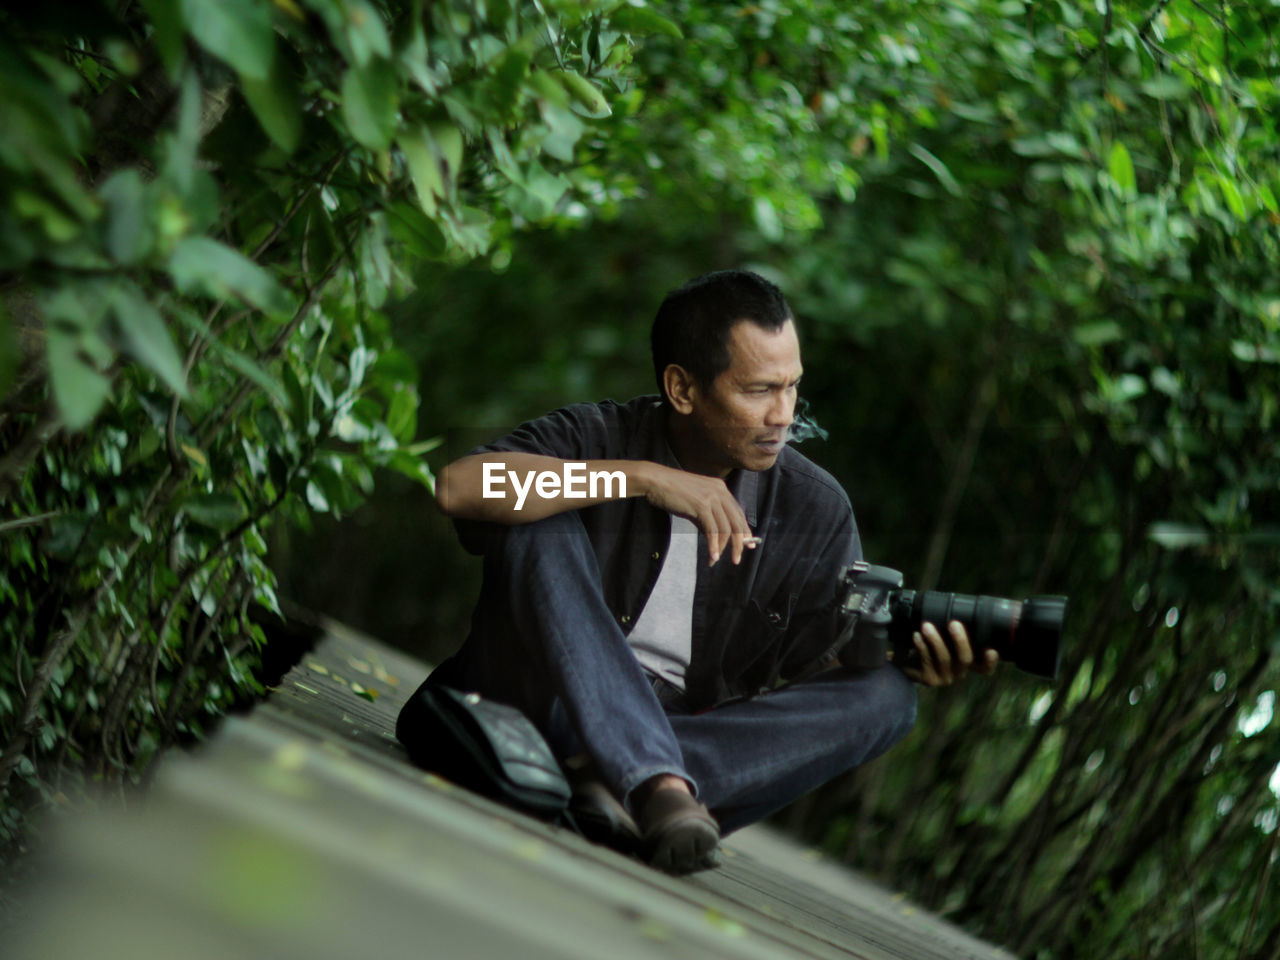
753, 436, 785, 454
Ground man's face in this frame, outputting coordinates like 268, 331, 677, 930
685, 319, 803, 476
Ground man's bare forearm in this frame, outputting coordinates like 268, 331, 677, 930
435, 452, 659, 523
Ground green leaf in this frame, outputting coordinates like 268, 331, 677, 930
908, 143, 962, 197
109, 283, 188, 397
47, 325, 112, 430
527, 71, 570, 108
1074, 321, 1124, 346
385, 385, 417, 442
343, 0, 391, 66
279, 358, 309, 428
42, 284, 109, 333
1218, 174, 1247, 220
385, 449, 434, 489
169, 236, 294, 316
1230, 340, 1280, 363
509, 161, 569, 220
370, 347, 417, 387
752, 196, 783, 242
607, 6, 683, 38
241, 45, 302, 154
1149, 522, 1211, 549
1140, 75, 1189, 100
183, 492, 247, 531
404, 436, 442, 457
341, 58, 400, 151
100, 168, 153, 265
160, 72, 204, 200
440, 205, 493, 257
556, 71, 611, 119
489, 41, 533, 118
538, 105, 585, 162
180, 0, 275, 81
41, 285, 113, 429
1108, 141, 1135, 196
399, 127, 441, 215
429, 122, 464, 188
305, 479, 330, 512
1259, 185, 1278, 215
15, 190, 81, 243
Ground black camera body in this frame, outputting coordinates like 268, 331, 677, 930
834, 562, 1067, 680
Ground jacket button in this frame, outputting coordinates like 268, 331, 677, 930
767, 611, 782, 625
651, 551, 661, 560
620, 614, 631, 624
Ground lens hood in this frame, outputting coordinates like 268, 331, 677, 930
1015, 596, 1068, 680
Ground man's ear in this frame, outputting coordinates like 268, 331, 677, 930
663, 364, 697, 414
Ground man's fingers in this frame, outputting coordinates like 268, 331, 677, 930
709, 506, 737, 564
728, 508, 754, 565
947, 620, 974, 670
911, 632, 940, 686
899, 624, 1000, 686
696, 506, 722, 565
711, 526, 727, 566
707, 495, 751, 566
673, 478, 749, 566
714, 501, 736, 564
977, 648, 1000, 675
722, 506, 743, 565
920, 622, 953, 681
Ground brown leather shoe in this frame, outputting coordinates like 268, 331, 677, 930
637, 787, 721, 874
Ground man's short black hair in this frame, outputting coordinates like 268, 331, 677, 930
650, 269, 793, 399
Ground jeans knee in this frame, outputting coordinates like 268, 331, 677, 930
496, 511, 590, 571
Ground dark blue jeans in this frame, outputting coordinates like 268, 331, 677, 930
430, 511, 918, 834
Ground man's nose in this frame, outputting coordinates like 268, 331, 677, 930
766, 392, 794, 427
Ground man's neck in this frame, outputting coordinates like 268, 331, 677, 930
663, 406, 731, 479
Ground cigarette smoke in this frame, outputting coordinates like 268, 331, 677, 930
787, 396, 828, 444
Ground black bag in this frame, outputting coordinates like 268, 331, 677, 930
395, 682, 572, 818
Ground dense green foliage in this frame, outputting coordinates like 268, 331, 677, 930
3, 1, 1279, 957
0, 0, 668, 866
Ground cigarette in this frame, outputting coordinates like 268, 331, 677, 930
743, 537, 763, 547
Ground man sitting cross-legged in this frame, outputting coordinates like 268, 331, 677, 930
405, 269, 997, 873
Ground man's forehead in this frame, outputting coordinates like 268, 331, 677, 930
725, 318, 802, 362
727, 323, 803, 384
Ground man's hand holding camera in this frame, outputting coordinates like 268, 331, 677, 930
889, 620, 1001, 687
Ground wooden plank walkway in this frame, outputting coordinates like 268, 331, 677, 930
12, 621, 1017, 960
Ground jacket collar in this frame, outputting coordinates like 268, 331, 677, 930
628, 395, 762, 530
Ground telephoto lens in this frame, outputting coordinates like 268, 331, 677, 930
888, 590, 1067, 680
